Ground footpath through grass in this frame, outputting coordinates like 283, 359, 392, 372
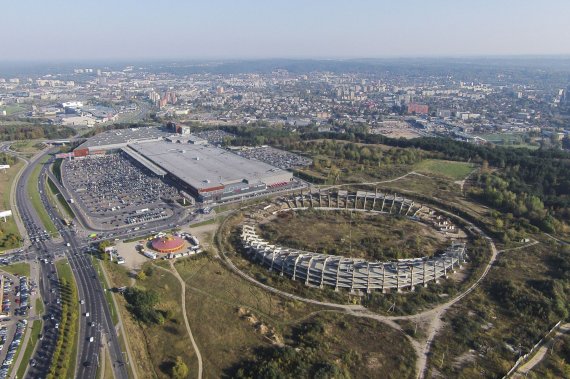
27, 157, 58, 236
15, 319, 42, 379
0, 160, 24, 251
49, 260, 79, 379
414, 159, 477, 181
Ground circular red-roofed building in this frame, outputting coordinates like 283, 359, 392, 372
151, 235, 185, 253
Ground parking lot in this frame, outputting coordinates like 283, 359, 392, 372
193, 129, 235, 145
0, 272, 36, 378
62, 154, 179, 227
235, 146, 312, 169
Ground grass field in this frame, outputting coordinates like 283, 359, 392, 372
414, 159, 477, 181
54, 260, 79, 379
259, 209, 448, 260
0, 160, 23, 251
46, 176, 75, 219
35, 297, 44, 315
427, 239, 569, 377
15, 319, 43, 379
474, 133, 539, 150
2, 104, 28, 116
27, 158, 58, 236
103, 261, 195, 379
1, 262, 30, 277
11, 140, 44, 158
174, 255, 416, 378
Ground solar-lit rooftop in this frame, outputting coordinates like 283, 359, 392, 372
128, 141, 289, 191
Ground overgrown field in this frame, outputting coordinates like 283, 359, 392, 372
427, 240, 570, 378
0, 160, 23, 251
102, 261, 196, 379
175, 255, 417, 378
414, 159, 477, 181
259, 209, 449, 260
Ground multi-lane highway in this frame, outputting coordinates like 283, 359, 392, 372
13, 145, 216, 378
37, 154, 129, 379
13, 149, 128, 379
14, 151, 63, 378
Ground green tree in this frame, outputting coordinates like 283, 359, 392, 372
171, 356, 189, 379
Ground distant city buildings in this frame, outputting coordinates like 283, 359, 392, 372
407, 103, 429, 115
0, 61, 568, 147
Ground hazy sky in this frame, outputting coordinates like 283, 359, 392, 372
3, 0, 570, 61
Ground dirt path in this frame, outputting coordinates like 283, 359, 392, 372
316, 171, 426, 191
218, 201, 502, 379
167, 262, 203, 379
513, 323, 570, 378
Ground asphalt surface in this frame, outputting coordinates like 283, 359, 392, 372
14, 149, 128, 379
38, 155, 129, 379
15, 152, 62, 378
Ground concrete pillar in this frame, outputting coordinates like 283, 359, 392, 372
351, 261, 356, 292
396, 265, 401, 293
306, 256, 314, 285
381, 264, 386, 293
381, 196, 386, 212
433, 259, 439, 284
320, 257, 329, 288
372, 188, 377, 210
270, 250, 277, 271
292, 254, 302, 281
366, 262, 371, 294
390, 194, 396, 214
405, 202, 414, 216
422, 260, 428, 287
335, 258, 342, 291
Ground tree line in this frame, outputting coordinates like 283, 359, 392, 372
0, 124, 74, 141
221, 126, 570, 230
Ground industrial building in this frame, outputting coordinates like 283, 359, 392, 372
128, 141, 293, 202
71, 126, 295, 203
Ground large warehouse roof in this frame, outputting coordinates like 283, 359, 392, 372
128, 141, 289, 191
76, 127, 171, 149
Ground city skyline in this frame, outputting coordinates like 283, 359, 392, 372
2, 0, 570, 61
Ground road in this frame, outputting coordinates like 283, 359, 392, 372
37, 154, 129, 379
11, 148, 128, 379
13, 149, 63, 378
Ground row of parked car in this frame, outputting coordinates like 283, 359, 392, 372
0, 327, 6, 351
16, 276, 29, 311
0, 320, 27, 378
1, 278, 11, 314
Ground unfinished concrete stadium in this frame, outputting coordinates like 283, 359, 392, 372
239, 189, 468, 293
